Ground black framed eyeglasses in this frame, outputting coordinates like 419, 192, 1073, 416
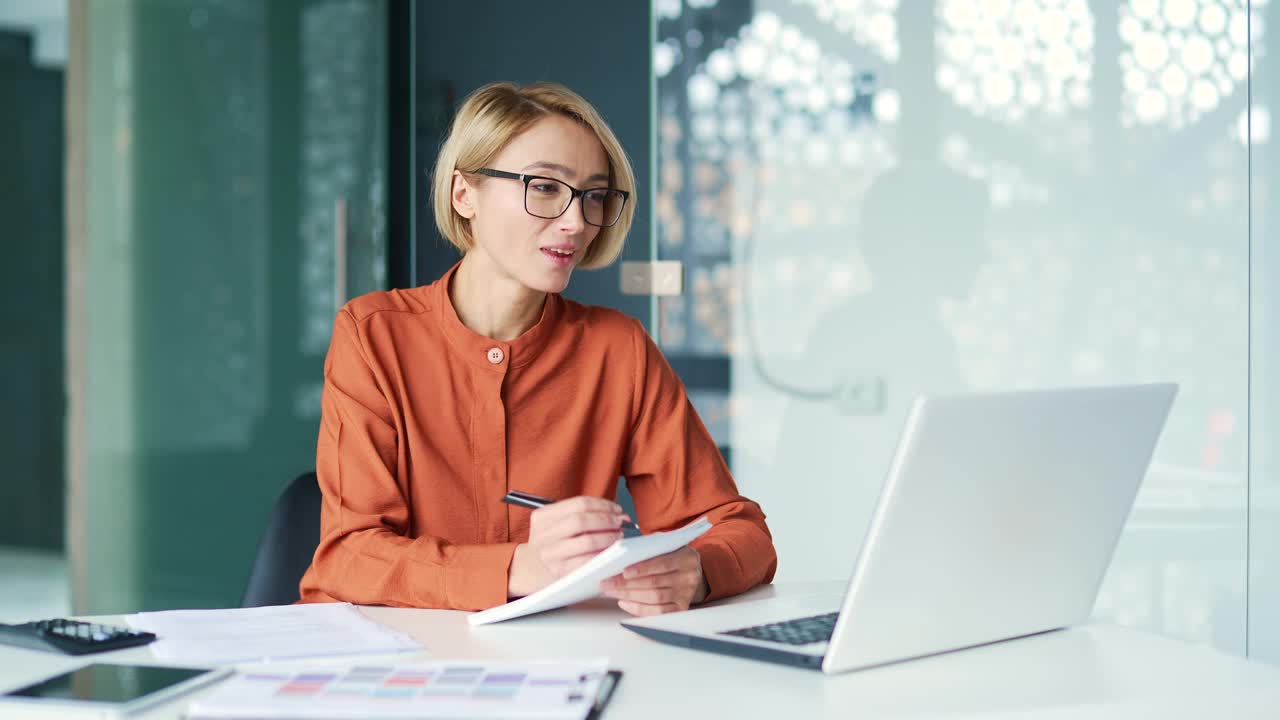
472, 168, 630, 228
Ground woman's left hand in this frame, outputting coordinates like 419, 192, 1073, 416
599, 546, 708, 616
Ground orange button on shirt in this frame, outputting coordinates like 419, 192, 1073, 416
298, 262, 777, 610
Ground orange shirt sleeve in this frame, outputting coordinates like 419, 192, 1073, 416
302, 307, 517, 610
622, 319, 778, 601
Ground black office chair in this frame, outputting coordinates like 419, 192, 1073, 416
241, 471, 322, 607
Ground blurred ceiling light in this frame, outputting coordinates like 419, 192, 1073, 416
1121, 0, 1267, 127
938, 0, 1094, 121
1237, 106, 1271, 145
792, 0, 901, 61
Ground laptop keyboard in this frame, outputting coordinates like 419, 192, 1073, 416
719, 611, 840, 646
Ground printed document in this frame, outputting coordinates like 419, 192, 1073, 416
125, 602, 422, 665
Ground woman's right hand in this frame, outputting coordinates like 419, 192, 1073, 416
508, 496, 631, 598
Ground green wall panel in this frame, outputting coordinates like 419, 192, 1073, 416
77, 0, 386, 612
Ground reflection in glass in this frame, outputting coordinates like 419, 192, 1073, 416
655, 0, 1253, 656
299, 0, 388, 360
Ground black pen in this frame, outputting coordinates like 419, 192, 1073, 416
502, 490, 641, 532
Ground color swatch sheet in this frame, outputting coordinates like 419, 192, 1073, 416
184, 658, 613, 719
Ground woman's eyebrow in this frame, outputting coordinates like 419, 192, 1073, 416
522, 161, 610, 185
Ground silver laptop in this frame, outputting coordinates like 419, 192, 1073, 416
622, 383, 1177, 674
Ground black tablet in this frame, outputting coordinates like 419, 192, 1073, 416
1, 662, 229, 717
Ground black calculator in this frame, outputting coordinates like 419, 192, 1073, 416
0, 618, 157, 655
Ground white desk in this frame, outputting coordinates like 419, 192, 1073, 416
2, 582, 1278, 719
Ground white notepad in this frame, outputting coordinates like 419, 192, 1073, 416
469, 517, 713, 625
184, 658, 614, 720
125, 602, 423, 665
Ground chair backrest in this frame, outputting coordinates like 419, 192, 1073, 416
241, 471, 322, 607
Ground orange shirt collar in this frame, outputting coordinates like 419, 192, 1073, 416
434, 260, 564, 372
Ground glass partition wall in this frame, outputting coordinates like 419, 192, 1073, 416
1251, 0, 1280, 665
652, 0, 1274, 662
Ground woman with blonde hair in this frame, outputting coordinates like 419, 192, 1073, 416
300, 81, 776, 615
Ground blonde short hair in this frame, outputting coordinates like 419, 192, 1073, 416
431, 82, 637, 270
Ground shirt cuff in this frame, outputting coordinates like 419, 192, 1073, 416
690, 538, 745, 603
443, 543, 520, 611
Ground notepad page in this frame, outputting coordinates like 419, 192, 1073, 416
468, 517, 713, 625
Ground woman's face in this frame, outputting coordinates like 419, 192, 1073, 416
453, 115, 611, 295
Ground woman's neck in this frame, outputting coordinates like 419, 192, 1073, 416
450, 252, 547, 342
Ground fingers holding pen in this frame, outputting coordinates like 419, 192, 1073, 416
526, 496, 632, 577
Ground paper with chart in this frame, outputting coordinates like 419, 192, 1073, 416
125, 602, 422, 665
183, 658, 612, 720
469, 517, 713, 625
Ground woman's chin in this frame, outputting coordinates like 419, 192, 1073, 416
527, 268, 574, 294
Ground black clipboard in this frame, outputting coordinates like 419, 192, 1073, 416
586, 670, 623, 720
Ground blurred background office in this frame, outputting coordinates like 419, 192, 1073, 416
1, 0, 1278, 667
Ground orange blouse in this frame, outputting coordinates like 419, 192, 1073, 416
299, 261, 776, 610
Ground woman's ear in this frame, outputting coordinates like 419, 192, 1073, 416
451, 170, 476, 219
